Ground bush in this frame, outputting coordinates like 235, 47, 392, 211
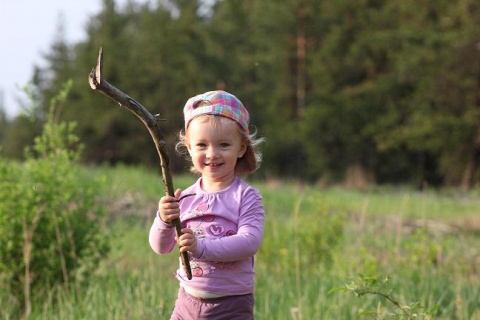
0, 84, 109, 317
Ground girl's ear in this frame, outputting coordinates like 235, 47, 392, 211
238, 143, 247, 158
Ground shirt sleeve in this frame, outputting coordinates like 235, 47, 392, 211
149, 215, 177, 254
192, 189, 265, 262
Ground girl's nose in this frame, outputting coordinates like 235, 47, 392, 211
206, 146, 218, 158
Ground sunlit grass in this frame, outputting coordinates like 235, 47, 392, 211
4, 165, 480, 319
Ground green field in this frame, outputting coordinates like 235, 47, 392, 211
3, 165, 480, 319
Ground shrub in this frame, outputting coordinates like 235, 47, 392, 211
0, 83, 109, 317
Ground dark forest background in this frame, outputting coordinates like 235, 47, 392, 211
1, 0, 479, 188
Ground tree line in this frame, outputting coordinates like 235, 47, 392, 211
1, 0, 479, 188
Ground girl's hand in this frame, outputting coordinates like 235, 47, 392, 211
157, 189, 182, 223
176, 228, 197, 253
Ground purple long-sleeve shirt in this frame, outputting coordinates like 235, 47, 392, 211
149, 177, 265, 296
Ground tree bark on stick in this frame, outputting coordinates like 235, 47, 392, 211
88, 47, 192, 280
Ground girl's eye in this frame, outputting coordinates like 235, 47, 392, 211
220, 143, 230, 148
196, 143, 206, 148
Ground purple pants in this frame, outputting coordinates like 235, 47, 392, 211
169, 287, 254, 320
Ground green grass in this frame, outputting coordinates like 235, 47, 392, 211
3, 165, 480, 319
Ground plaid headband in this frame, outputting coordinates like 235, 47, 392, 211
183, 90, 250, 133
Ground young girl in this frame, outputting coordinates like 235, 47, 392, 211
149, 90, 265, 319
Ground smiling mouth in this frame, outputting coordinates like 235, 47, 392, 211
206, 163, 222, 167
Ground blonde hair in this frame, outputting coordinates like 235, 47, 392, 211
176, 115, 264, 175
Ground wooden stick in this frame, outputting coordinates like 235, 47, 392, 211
88, 47, 192, 280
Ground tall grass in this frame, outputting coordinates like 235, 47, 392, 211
3, 166, 480, 319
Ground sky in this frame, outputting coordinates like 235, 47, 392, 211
0, 0, 130, 119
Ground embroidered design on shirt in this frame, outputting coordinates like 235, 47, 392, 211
184, 201, 240, 277
191, 261, 204, 277
186, 202, 216, 239
193, 227, 206, 238
191, 203, 209, 218
209, 225, 224, 235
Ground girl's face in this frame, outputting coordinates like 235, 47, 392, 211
187, 116, 246, 191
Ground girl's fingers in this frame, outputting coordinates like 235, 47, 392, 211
174, 188, 182, 199
176, 231, 195, 247
180, 228, 193, 235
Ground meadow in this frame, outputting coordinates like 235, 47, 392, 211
4, 165, 480, 319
